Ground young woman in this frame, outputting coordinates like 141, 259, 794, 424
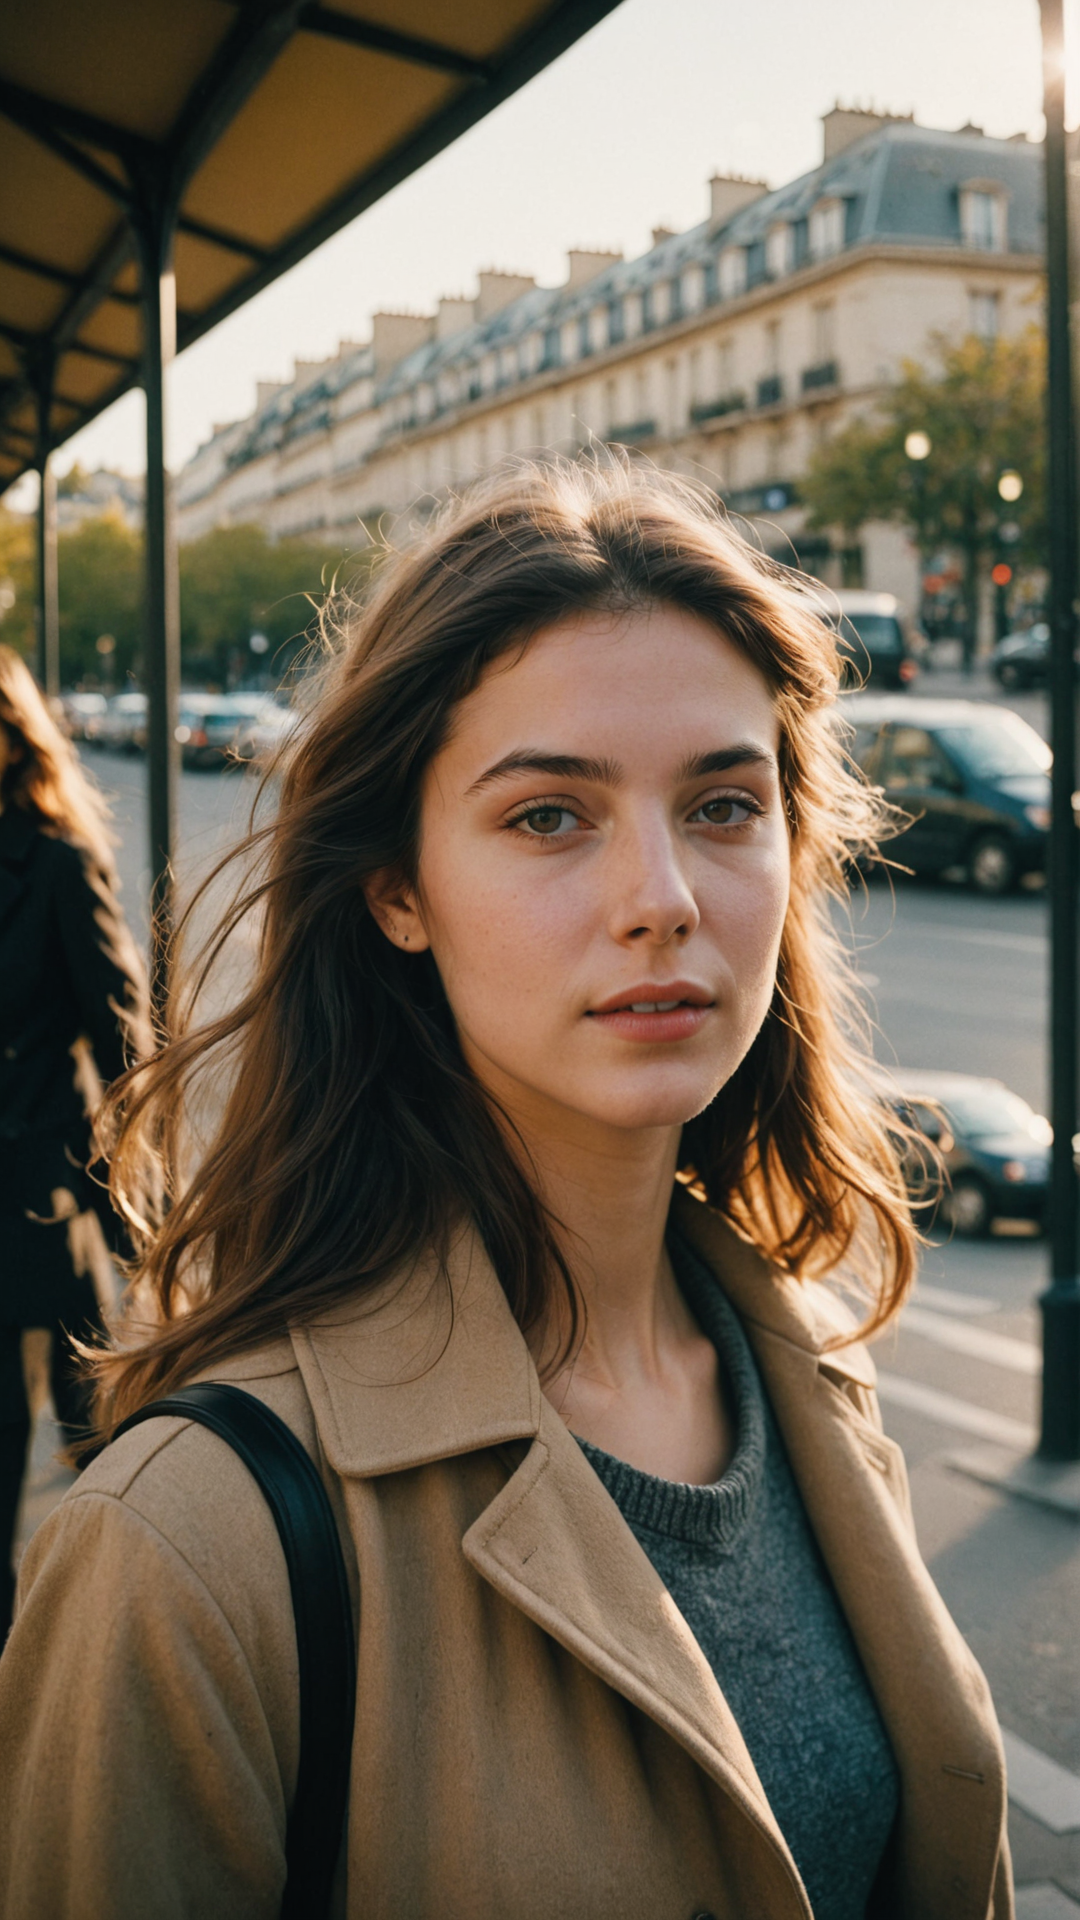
0, 646, 147, 1636
0, 465, 1011, 1919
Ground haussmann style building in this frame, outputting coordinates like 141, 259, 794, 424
176, 105, 1043, 608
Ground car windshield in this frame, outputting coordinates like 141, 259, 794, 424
939, 1086, 1041, 1138
842, 613, 902, 654
935, 714, 1051, 781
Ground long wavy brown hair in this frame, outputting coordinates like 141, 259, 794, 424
0, 644, 114, 872
91, 458, 915, 1436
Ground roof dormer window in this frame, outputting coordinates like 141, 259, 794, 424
719, 246, 747, 299
960, 182, 1007, 252
681, 263, 706, 313
808, 198, 844, 260
765, 222, 794, 278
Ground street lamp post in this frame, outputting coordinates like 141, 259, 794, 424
1038, 0, 1080, 1461
904, 431, 931, 636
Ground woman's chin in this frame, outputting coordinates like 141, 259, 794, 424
574, 1068, 729, 1135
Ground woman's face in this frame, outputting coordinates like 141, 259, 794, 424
371, 605, 790, 1146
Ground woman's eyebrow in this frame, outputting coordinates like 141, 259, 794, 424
676, 745, 778, 780
465, 742, 778, 797
465, 751, 623, 795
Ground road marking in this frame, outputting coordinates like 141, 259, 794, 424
875, 1371, 1036, 1449
914, 1282, 999, 1317
1001, 1728, 1080, 1835
1015, 1884, 1080, 1918
899, 1306, 1041, 1375
854, 922, 1046, 955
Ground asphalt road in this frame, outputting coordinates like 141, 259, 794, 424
48, 712, 1080, 1892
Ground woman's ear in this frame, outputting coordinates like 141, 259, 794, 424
363, 870, 431, 953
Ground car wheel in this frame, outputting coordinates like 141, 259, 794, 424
940, 1175, 992, 1238
997, 661, 1022, 691
969, 834, 1018, 896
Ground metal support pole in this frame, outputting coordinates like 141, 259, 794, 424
34, 453, 59, 698
132, 194, 179, 1017
1038, 0, 1080, 1461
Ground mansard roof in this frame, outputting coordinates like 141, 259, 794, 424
199, 119, 1041, 471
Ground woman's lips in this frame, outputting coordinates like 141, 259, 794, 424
586, 996, 714, 1043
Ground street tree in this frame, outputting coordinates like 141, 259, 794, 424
178, 523, 370, 684
801, 326, 1046, 661
57, 512, 143, 685
0, 508, 35, 657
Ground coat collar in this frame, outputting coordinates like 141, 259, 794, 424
288, 1189, 862, 1481
290, 1225, 542, 1478
291, 1194, 1006, 1920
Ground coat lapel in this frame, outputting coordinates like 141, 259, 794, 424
292, 1221, 808, 1910
293, 1196, 1007, 1920
672, 1188, 1008, 1920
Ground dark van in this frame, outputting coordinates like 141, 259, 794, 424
826, 591, 923, 690
842, 694, 1053, 894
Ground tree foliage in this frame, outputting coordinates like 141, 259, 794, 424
0, 509, 370, 688
178, 523, 362, 685
802, 327, 1046, 643
0, 508, 35, 657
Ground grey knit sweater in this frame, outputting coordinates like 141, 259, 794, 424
579, 1236, 898, 1920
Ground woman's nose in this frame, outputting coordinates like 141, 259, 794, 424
606, 822, 700, 946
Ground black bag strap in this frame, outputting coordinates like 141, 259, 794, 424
114, 1381, 356, 1920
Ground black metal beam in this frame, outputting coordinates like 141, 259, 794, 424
167, 1, 309, 195
0, 76, 157, 162
0, 106, 133, 208
0, 239, 84, 289
65, 337, 140, 368
0, 0, 625, 496
176, 212, 270, 261
298, 6, 493, 80
130, 197, 180, 1014
1038, 0, 1080, 1462
176, 0, 624, 347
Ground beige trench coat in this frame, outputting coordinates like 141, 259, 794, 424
0, 1189, 1012, 1919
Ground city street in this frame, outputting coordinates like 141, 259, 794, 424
17, 683, 1080, 1906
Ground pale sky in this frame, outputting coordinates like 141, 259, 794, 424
3, 0, 1061, 507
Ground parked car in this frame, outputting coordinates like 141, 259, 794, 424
821, 590, 924, 690
842, 694, 1053, 893
60, 691, 107, 741
234, 701, 300, 766
174, 695, 255, 769
888, 1069, 1051, 1236
989, 620, 1080, 692
96, 691, 148, 753
991, 622, 1050, 691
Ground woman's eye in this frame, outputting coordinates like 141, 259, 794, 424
693, 795, 756, 826
516, 805, 578, 836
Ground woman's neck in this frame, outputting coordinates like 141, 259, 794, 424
503, 1097, 686, 1386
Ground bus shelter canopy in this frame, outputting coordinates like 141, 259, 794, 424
0, 0, 618, 487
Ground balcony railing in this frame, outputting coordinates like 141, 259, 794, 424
801, 360, 839, 392
689, 391, 746, 424
756, 375, 784, 408
606, 419, 657, 445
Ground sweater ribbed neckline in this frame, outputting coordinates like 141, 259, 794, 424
578, 1234, 766, 1551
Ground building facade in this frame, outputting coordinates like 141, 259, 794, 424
177, 107, 1042, 605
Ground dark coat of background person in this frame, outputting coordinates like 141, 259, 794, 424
0, 802, 145, 1627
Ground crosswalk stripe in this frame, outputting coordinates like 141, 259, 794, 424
875, 1371, 1036, 1449
914, 1282, 998, 1317
1001, 1728, 1080, 1835
899, 1306, 1041, 1376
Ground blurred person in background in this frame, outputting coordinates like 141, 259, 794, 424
0, 468, 1011, 1917
0, 646, 147, 1637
